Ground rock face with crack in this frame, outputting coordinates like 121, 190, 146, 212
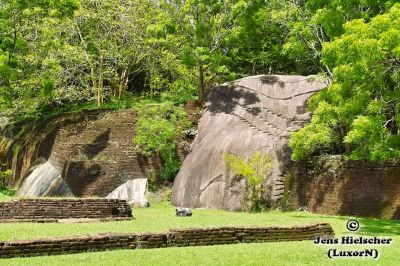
172, 75, 327, 211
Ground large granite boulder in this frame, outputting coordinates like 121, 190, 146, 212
172, 75, 327, 211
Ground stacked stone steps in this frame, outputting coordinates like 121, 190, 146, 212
273, 179, 286, 199
234, 103, 287, 132
217, 94, 289, 133
235, 115, 274, 136
261, 107, 310, 129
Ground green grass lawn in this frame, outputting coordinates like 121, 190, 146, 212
0, 202, 399, 265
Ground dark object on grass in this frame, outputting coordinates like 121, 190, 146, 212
176, 207, 192, 217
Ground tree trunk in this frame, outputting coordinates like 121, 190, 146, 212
339, 126, 350, 153
90, 66, 97, 105
198, 63, 205, 102
118, 68, 128, 100
97, 50, 104, 106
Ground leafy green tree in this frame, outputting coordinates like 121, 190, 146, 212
0, 0, 79, 116
220, 0, 293, 75
224, 151, 272, 211
50, 0, 158, 106
133, 102, 191, 180
146, 12, 197, 100
283, 0, 397, 76
153, 0, 257, 101
290, 4, 400, 161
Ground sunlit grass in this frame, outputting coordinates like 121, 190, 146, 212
0, 202, 399, 241
0, 202, 398, 265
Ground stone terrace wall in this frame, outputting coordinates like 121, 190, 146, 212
0, 199, 132, 221
2, 106, 199, 198
286, 156, 400, 219
1, 109, 163, 197
0, 224, 334, 258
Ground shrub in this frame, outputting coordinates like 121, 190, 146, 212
133, 102, 191, 181
224, 151, 272, 211
0, 169, 15, 195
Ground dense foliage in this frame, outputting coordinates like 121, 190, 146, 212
283, 0, 398, 75
0, 0, 79, 116
133, 102, 192, 181
0, 168, 14, 195
0, 0, 308, 118
290, 4, 400, 161
1, 0, 399, 161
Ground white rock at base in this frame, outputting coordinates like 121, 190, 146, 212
106, 178, 149, 207
128, 200, 150, 208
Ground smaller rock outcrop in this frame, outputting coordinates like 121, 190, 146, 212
17, 159, 72, 197
106, 178, 149, 207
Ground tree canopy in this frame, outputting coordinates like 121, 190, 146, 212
1, 0, 399, 161
290, 3, 400, 160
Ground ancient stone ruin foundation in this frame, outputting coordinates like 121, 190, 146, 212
0, 199, 132, 222
0, 224, 334, 258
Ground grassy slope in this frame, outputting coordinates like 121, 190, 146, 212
0, 202, 399, 265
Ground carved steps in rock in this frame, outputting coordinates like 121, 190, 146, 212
274, 191, 285, 197
232, 84, 315, 117
227, 94, 293, 131
214, 87, 304, 133
233, 106, 284, 136
262, 107, 293, 122
256, 115, 282, 130
214, 95, 288, 131
272, 175, 286, 199
256, 106, 309, 133
234, 115, 274, 136
212, 84, 298, 127
240, 106, 287, 132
